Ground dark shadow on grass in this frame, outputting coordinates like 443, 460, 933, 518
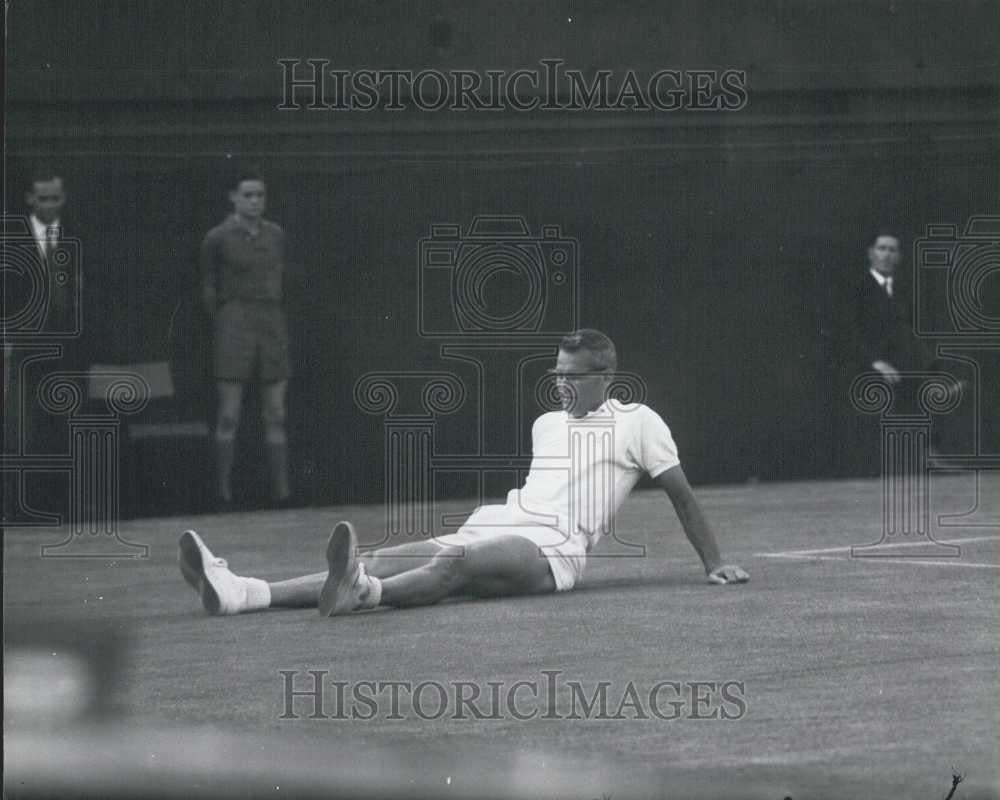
572, 574, 700, 593
308, 574, 705, 623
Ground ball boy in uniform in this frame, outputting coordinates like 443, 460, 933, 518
200, 171, 292, 507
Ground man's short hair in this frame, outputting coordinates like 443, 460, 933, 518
228, 166, 266, 191
559, 329, 617, 371
866, 226, 902, 248
26, 168, 64, 192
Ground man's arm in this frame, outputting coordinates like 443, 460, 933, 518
199, 230, 218, 315
871, 359, 901, 384
653, 465, 749, 585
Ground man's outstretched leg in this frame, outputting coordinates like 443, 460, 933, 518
318, 521, 556, 616
267, 537, 452, 605
178, 528, 450, 615
180, 522, 557, 616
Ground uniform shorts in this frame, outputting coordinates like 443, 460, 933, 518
435, 504, 588, 592
214, 300, 291, 382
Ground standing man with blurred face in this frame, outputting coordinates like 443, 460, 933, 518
3, 170, 87, 520
861, 231, 908, 384
836, 227, 942, 476
24, 172, 76, 341
27, 174, 67, 243
200, 171, 292, 509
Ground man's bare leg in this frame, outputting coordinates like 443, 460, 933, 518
261, 380, 291, 503
380, 534, 555, 607
268, 539, 457, 607
319, 522, 556, 615
268, 572, 326, 607
271, 539, 476, 607
362, 539, 453, 579
268, 539, 462, 608
215, 381, 244, 505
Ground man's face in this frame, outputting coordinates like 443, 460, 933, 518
229, 180, 267, 220
26, 178, 66, 224
867, 235, 901, 276
551, 348, 611, 417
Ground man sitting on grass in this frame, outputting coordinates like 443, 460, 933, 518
179, 328, 749, 617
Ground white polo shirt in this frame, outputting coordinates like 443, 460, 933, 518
506, 400, 680, 550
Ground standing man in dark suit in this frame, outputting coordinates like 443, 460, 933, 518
3, 169, 88, 519
849, 229, 929, 385
835, 227, 938, 476
200, 170, 292, 509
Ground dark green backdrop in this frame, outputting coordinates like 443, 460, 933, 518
7, 1, 999, 511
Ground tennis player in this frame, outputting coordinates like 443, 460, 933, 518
179, 329, 749, 616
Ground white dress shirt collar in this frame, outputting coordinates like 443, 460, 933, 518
30, 214, 60, 246
869, 268, 893, 296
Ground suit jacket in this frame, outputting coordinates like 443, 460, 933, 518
2, 215, 90, 369
838, 269, 930, 376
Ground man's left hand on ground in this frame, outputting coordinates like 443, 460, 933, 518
707, 565, 750, 585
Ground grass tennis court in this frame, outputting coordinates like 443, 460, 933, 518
5, 474, 999, 799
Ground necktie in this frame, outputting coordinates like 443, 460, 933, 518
885, 277, 893, 298
45, 223, 67, 322
45, 224, 59, 260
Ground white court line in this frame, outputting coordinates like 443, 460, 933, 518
755, 535, 1000, 570
759, 552, 1000, 570
762, 533, 1000, 557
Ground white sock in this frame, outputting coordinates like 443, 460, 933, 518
243, 577, 272, 611
363, 575, 382, 609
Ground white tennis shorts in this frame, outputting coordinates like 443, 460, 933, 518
434, 503, 588, 591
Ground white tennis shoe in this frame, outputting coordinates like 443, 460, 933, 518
319, 521, 379, 616
179, 529, 257, 615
